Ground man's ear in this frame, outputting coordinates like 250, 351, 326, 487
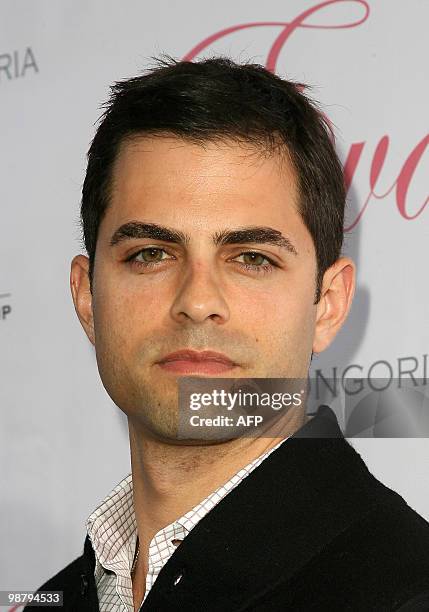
70, 255, 95, 346
313, 256, 356, 354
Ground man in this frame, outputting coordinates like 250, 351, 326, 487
27, 56, 429, 611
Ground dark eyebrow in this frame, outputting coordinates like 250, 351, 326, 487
109, 221, 190, 248
109, 221, 298, 255
213, 226, 297, 255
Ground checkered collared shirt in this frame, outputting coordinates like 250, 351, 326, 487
86, 437, 288, 612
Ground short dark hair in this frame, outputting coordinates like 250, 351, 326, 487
80, 55, 345, 302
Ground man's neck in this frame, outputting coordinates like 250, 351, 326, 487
128, 408, 306, 584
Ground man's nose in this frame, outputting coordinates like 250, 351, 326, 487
169, 261, 230, 325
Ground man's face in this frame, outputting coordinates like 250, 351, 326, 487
76, 135, 323, 439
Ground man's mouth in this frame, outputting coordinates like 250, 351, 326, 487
156, 349, 238, 375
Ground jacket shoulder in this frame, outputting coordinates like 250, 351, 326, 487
285, 490, 429, 610
249, 490, 429, 610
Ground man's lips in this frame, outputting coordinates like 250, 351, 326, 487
156, 350, 237, 374
157, 349, 236, 366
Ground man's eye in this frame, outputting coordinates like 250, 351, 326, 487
234, 252, 276, 274
126, 248, 171, 269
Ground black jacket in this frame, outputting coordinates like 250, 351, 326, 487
25, 406, 429, 611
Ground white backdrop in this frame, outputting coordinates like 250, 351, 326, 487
1, 0, 428, 601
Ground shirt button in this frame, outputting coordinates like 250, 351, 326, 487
173, 572, 183, 586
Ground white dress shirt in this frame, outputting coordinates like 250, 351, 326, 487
86, 437, 288, 611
